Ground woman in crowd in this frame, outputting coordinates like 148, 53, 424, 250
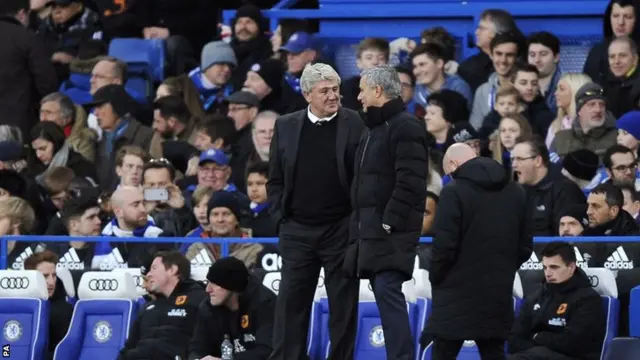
0, 196, 39, 270
491, 113, 533, 171
155, 74, 206, 121
545, 73, 593, 148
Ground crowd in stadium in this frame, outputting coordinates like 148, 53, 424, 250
2, 0, 640, 358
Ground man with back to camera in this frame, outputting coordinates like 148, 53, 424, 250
344, 65, 428, 360
267, 63, 363, 360
508, 241, 605, 360
188, 257, 276, 360
424, 143, 532, 360
118, 250, 207, 360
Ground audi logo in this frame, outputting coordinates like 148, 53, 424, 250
271, 278, 280, 292
89, 279, 119, 291
0, 277, 30, 289
588, 275, 599, 288
133, 275, 142, 287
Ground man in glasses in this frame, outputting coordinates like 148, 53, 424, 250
602, 144, 640, 189
551, 83, 617, 162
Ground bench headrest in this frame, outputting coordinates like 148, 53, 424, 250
0, 270, 48, 299
583, 268, 618, 298
112, 268, 147, 296
78, 271, 138, 300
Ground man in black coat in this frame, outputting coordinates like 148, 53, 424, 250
267, 63, 363, 360
344, 65, 428, 360
424, 143, 533, 359
189, 257, 276, 360
118, 251, 207, 360
508, 241, 605, 360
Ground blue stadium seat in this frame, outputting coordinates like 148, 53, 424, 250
583, 268, 620, 359
513, 272, 524, 316
308, 268, 326, 360
629, 285, 640, 337
60, 73, 93, 105
53, 271, 139, 360
108, 38, 166, 83
0, 270, 50, 360
603, 337, 640, 360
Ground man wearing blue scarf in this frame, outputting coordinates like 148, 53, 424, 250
279, 32, 317, 95
188, 41, 237, 114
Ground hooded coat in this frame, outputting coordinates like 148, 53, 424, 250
425, 157, 533, 340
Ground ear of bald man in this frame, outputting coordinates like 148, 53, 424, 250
443, 143, 477, 175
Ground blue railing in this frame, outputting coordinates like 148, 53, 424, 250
1, 235, 637, 269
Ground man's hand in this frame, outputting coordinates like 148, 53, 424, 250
143, 26, 170, 39
166, 184, 185, 209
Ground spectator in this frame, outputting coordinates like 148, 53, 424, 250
346, 65, 428, 360
510, 62, 555, 138
546, 73, 593, 148
424, 90, 471, 152
268, 63, 362, 360
480, 85, 523, 138
155, 74, 206, 121
617, 110, 640, 157
0, 0, 58, 138
24, 250, 73, 360
41, 166, 75, 210
250, 111, 277, 163
551, 83, 617, 162
185, 185, 214, 240
470, 32, 522, 130
191, 115, 237, 153
29, 121, 96, 184
602, 144, 640, 188
411, 43, 472, 110
89, 0, 146, 40
620, 183, 640, 223
584, 0, 640, 86
225, 91, 260, 192
151, 95, 198, 154
420, 26, 459, 75
606, 36, 640, 118
489, 113, 533, 171
114, 145, 149, 190
458, 9, 522, 92
118, 251, 207, 360
558, 204, 589, 236
40, 92, 97, 162
512, 137, 586, 235
585, 182, 640, 235
1, 196, 38, 270
508, 242, 605, 360
425, 143, 531, 359
280, 32, 319, 95
342, 37, 390, 111
528, 31, 562, 114
395, 66, 417, 113
188, 41, 237, 115
561, 149, 600, 192
229, 4, 273, 91
243, 58, 307, 115
0, 169, 27, 199
189, 257, 276, 359
421, 184, 441, 236
246, 162, 276, 237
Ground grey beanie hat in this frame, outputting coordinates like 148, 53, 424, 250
575, 83, 606, 113
201, 41, 238, 71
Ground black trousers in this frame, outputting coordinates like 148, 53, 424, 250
506, 346, 574, 360
432, 338, 506, 360
269, 217, 359, 360
371, 270, 415, 360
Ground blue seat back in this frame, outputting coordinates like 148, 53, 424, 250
604, 337, 640, 360
53, 271, 139, 360
601, 296, 619, 359
108, 38, 166, 82
0, 270, 50, 360
629, 285, 640, 336
60, 73, 93, 105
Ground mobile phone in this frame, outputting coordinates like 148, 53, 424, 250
144, 188, 169, 202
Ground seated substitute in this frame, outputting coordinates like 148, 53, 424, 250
188, 257, 276, 360
507, 241, 605, 360
118, 251, 207, 360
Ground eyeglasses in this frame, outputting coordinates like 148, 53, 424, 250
511, 155, 537, 162
582, 89, 605, 97
612, 163, 637, 172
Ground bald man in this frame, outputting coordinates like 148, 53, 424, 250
422, 146, 533, 360
96, 186, 164, 270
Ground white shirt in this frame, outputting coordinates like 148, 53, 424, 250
307, 106, 338, 124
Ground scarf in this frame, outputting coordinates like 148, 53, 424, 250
284, 72, 301, 94
36, 143, 71, 185
250, 202, 269, 217
189, 67, 233, 111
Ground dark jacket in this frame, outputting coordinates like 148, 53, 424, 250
341, 76, 363, 112
605, 67, 640, 118
267, 107, 365, 226
188, 277, 276, 360
48, 278, 73, 360
508, 269, 605, 360
0, 16, 58, 138
523, 95, 555, 139
95, 117, 154, 191
425, 157, 532, 340
118, 279, 207, 360
151, 206, 198, 237
37, 7, 101, 57
526, 172, 586, 236
344, 98, 428, 280
88, 0, 147, 40
457, 51, 494, 93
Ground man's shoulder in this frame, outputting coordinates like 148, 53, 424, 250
276, 109, 305, 123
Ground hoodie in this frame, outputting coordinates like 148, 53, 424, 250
469, 72, 500, 130
413, 74, 473, 109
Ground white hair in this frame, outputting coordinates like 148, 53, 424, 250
360, 65, 402, 99
300, 63, 341, 94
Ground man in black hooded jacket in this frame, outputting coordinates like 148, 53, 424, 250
423, 143, 532, 359
118, 250, 207, 360
508, 241, 605, 360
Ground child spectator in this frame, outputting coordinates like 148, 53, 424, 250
424, 90, 470, 152
490, 113, 533, 171
341, 38, 390, 111
479, 85, 522, 138
617, 110, 640, 158
246, 162, 276, 237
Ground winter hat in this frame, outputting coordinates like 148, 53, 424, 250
206, 256, 250, 292
201, 41, 237, 71
250, 59, 285, 91
90, 84, 135, 118
575, 83, 606, 113
234, 4, 268, 33
427, 90, 470, 124
0, 169, 26, 198
562, 149, 599, 181
30, 121, 66, 154
0, 141, 23, 162
557, 203, 589, 228
207, 191, 241, 221
617, 111, 640, 140
450, 122, 479, 143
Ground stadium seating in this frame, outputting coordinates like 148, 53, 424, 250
112, 268, 147, 310
53, 271, 138, 360
262, 271, 281, 294
108, 38, 166, 83
190, 266, 209, 284
629, 285, 640, 337
603, 337, 640, 360
583, 268, 620, 358
56, 267, 76, 304
0, 270, 49, 360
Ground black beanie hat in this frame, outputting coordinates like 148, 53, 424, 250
557, 204, 589, 228
563, 149, 599, 181
206, 257, 250, 292
250, 59, 285, 92
427, 89, 470, 124
234, 4, 268, 33
0, 169, 26, 198
207, 191, 242, 221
